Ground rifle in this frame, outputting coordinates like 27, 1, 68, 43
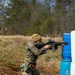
35, 40, 68, 52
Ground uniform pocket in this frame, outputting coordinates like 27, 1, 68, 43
20, 63, 29, 72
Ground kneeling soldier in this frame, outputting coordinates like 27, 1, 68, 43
21, 34, 51, 75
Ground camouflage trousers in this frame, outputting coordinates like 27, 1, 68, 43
21, 68, 44, 75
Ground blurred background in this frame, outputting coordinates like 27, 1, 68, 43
0, 0, 75, 37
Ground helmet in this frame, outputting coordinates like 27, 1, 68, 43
31, 33, 42, 42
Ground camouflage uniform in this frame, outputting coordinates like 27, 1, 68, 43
21, 41, 46, 75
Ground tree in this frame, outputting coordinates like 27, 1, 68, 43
4, 0, 32, 35
0, 0, 6, 34
56, 0, 75, 34
3, 0, 75, 36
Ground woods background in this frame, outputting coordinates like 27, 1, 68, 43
0, 0, 75, 37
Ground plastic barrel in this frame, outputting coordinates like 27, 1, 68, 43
60, 60, 71, 75
62, 33, 71, 61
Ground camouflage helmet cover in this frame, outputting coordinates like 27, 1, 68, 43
31, 33, 42, 42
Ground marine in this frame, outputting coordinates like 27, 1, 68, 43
21, 33, 51, 75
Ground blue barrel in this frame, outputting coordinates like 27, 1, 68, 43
60, 60, 71, 75
62, 33, 71, 61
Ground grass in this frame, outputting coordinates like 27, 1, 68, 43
0, 35, 62, 75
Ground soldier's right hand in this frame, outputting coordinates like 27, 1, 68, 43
43, 45, 51, 49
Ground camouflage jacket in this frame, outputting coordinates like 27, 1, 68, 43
24, 41, 46, 64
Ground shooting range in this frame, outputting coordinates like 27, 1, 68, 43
60, 30, 75, 75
